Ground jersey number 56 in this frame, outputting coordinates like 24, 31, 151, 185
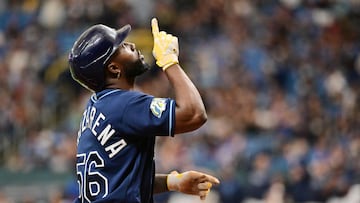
77, 151, 109, 202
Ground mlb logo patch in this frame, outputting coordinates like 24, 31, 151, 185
150, 98, 167, 118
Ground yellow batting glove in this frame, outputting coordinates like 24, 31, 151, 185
151, 18, 179, 71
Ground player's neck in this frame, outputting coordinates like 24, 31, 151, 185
105, 78, 134, 90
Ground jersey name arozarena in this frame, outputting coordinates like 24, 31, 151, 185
77, 105, 127, 158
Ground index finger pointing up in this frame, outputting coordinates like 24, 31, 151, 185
151, 18, 159, 36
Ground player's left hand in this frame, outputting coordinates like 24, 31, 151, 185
167, 170, 220, 200
151, 18, 179, 71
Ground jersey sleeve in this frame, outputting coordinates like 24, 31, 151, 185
118, 93, 176, 137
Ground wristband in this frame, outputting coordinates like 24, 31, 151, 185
166, 172, 182, 191
162, 61, 179, 71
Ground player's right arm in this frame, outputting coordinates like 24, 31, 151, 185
153, 170, 220, 200
151, 18, 207, 134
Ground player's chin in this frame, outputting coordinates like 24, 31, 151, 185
138, 63, 150, 76
142, 61, 150, 71
126, 60, 150, 78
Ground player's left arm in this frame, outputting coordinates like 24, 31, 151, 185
153, 171, 220, 200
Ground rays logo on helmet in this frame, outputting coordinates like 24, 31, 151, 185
150, 98, 167, 118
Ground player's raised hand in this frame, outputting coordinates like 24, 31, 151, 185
151, 17, 160, 37
151, 18, 179, 71
167, 170, 220, 200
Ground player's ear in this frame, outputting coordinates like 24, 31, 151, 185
106, 62, 122, 79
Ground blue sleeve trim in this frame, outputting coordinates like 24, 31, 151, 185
169, 100, 174, 137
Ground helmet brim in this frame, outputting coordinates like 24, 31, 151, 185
114, 24, 131, 47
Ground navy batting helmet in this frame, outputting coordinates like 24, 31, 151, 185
68, 24, 131, 92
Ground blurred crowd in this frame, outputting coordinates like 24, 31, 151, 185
0, 0, 360, 203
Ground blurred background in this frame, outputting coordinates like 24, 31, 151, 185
0, 0, 360, 202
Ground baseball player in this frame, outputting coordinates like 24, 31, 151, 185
68, 18, 219, 203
